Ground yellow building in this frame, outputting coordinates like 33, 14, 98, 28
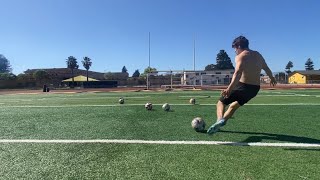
288, 70, 320, 84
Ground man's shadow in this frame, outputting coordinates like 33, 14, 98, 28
219, 130, 320, 144
219, 130, 320, 151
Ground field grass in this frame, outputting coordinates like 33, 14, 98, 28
0, 89, 320, 179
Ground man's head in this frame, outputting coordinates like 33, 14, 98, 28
232, 36, 249, 55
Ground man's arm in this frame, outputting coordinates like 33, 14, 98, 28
222, 55, 244, 97
261, 56, 277, 86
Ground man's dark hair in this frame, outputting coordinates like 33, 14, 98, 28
232, 36, 249, 49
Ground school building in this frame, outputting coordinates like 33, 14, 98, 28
288, 70, 320, 84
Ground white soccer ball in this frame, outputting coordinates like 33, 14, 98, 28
119, 98, 124, 104
145, 102, 153, 110
191, 117, 206, 132
162, 103, 170, 111
189, 98, 196, 105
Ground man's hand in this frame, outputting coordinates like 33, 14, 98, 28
221, 88, 231, 98
270, 77, 277, 87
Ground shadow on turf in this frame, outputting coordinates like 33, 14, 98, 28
219, 130, 320, 144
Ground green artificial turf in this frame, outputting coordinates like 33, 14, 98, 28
0, 89, 319, 179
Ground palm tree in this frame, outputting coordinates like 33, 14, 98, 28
66, 56, 79, 87
82, 57, 92, 82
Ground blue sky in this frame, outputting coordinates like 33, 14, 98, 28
1, 0, 319, 76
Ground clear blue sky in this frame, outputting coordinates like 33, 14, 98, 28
1, 0, 319, 76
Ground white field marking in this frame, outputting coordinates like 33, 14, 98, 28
35, 96, 150, 100
202, 103, 320, 106
259, 94, 308, 97
179, 95, 213, 98
0, 139, 319, 148
263, 91, 317, 97
0, 96, 150, 101
2, 103, 320, 108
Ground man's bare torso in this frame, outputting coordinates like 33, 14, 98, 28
237, 50, 265, 86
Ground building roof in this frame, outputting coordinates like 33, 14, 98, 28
24, 68, 128, 80
290, 70, 320, 76
62, 75, 99, 82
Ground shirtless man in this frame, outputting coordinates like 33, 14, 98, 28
207, 36, 277, 135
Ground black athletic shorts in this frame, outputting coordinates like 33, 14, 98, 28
219, 82, 260, 106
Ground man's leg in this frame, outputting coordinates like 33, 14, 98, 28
207, 101, 241, 135
207, 100, 227, 135
223, 101, 241, 122
216, 100, 225, 120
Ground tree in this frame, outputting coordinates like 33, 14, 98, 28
0, 72, 16, 80
305, 58, 314, 70
132, 69, 140, 77
122, 66, 128, 73
82, 57, 92, 82
204, 64, 216, 71
215, 50, 234, 70
17, 73, 31, 81
285, 61, 293, 74
141, 67, 157, 77
33, 70, 50, 84
66, 56, 79, 87
0, 54, 12, 73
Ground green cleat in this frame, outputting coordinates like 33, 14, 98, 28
207, 119, 225, 135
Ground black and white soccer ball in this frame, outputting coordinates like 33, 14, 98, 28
162, 103, 170, 111
189, 98, 196, 105
145, 102, 153, 110
191, 117, 206, 132
119, 97, 124, 104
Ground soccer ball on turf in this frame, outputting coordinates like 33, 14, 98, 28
119, 97, 124, 104
145, 102, 153, 110
162, 103, 170, 111
191, 117, 206, 132
189, 98, 196, 105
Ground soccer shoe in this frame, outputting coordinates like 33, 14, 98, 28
207, 119, 225, 135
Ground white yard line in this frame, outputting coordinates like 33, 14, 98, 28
2, 103, 320, 108
178, 96, 213, 98
0, 139, 319, 148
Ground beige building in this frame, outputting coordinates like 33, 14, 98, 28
182, 70, 234, 85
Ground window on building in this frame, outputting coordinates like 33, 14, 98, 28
216, 72, 221, 74
201, 72, 206, 75
186, 75, 189, 78
196, 73, 199, 76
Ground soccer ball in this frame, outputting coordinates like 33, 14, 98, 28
191, 117, 206, 132
119, 97, 124, 104
189, 98, 196, 105
162, 103, 170, 111
145, 102, 153, 110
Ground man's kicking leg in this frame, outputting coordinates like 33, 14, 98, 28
207, 101, 241, 135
